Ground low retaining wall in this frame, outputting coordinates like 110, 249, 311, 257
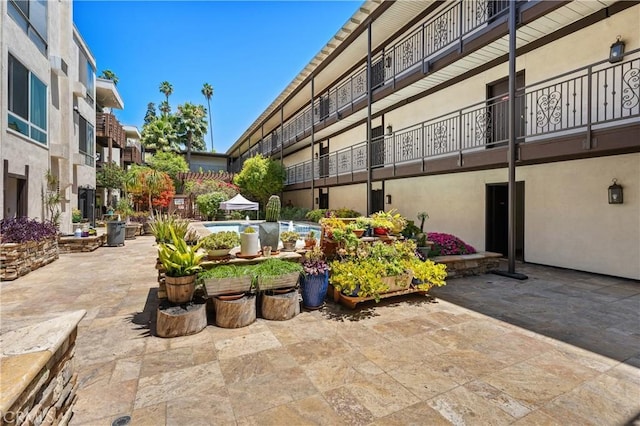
433, 252, 502, 278
58, 234, 107, 254
0, 238, 58, 281
0, 310, 85, 426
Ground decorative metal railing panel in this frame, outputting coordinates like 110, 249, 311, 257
283, 54, 639, 185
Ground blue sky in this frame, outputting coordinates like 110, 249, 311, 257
73, 1, 360, 154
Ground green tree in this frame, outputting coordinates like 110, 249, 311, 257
144, 102, 157, 125
96, 161, 126, 208
141, 117, 178, 152
147, 150, 189, 191
201, 83, 214, 152
159, 100, 171, 116
175, 102, 207, 166
100, 69, 119, 85
233, 154, 286, 208
159, 81, 173, 114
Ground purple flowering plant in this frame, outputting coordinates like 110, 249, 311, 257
427, 232, 476, 256
1, 217, 58, 243
302, 246, 329, 276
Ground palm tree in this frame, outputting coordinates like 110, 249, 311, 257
175, 102, 207, 166
201, 83, 214, 152
100, 69, 119, 85
159, 81, 173, 115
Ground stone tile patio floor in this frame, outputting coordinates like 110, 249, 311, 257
1, 235, 639, 425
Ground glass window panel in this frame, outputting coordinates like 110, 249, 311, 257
86, 62, 95, 99
29, 0, 47, 42
30, 74, 47, 130
31, 127, 47, 144
8, 113, 29, 137
87, 123, 95, 156
8, 55, 29, 120
79, 116, 87, 154
7, 1, 28, 32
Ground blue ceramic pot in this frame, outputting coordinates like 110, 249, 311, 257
301, 271, 329, 309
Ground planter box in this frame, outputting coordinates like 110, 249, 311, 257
382, 273, 412, 293
257, 271, 300, 291
0, 238, 58, 281
203, 275, 253, 296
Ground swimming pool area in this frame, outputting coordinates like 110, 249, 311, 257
204, 221, 321, 238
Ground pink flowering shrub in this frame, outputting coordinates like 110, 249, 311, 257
427, 232, 476, 256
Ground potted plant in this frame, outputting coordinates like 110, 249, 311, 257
200, 231, 240, 258
304, 230, 317, 249
157, 226, 204, 304
71, 208, 82, 226
280, 230, 299, 251
197, 264, 253, 297
354, 217, 371, 238
370, 211, 394, 236
253, 258, 303, 291
259, 195, 281, 251
240, 225, 259, 256
300, 247, 329, 309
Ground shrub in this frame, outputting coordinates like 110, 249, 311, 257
305, 209, 327, 223
0, 217, 58, 243
332, 208, 361, 218
427, 232, 476, 256
281, 206, 310, 221
196, 191, 227, 220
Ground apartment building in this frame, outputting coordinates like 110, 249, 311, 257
227, 0, 640, 280
1, 0, 95, 234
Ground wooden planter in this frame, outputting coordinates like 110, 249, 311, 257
203, 275, 252, 296
382, 273, 412, 292
0, 238, 58, 281
165, 274, 196, 304
257, 272, 300, 292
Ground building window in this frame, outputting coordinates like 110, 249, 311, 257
7, 0, 47, 54
79, 115, 95, 166
78, 49, 95, 104
8, 54, 48, 145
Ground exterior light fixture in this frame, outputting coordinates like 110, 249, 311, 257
386, 125, 393, 135
315, 197, 319, 205
609, 36, 625, 63
608, 179, 623, 204
385, 194, 392, 204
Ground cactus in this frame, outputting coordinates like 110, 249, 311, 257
265, 195, 281, 222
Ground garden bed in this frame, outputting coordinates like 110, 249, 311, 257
0, 238, 58, 281
58, 234, 107, 253
432, 252, 502, 278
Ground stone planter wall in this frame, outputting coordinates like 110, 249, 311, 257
432, 252, 502, 278
0, 238, 59, 281
0, 311, 85, 426
58, 234, 107, 254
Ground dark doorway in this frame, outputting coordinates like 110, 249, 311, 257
486, 182, 524, 260
486, 72, 525, 146
318, 188, 329, 210
78, 187, 96, 226
370, 126, 385, 168
371, 189, 384, 214
319, 144, 329, 178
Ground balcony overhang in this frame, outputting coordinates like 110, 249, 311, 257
96, 78, 124, 110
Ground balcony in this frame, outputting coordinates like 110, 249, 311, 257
96, 112, 125, 149
284, 53, 640, 185
122, 140, 142, 165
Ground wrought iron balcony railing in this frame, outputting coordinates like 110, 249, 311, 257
232, 0, 510, 170
284, 53, 640, 184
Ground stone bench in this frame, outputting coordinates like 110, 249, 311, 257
432, 251, 503, 278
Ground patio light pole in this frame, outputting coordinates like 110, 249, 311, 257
494, 0, 528, 280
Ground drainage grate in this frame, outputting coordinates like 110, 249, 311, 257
112, 416, 131, 426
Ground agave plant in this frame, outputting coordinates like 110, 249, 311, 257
157, 226, 204, 277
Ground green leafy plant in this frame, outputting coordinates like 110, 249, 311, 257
243, 226, 256, 234
197, 264, 253, 287
200, 231, 240, 250
157, 226, 204, 277
72, 208, 82, 223
253, 258, 303, 281
305, 209, 328, 223
403, 258, 447, 291
280, 231, 300, 242
196, 192, 227, 220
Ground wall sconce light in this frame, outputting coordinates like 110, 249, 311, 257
385, 55, 392, 68
73, 105, 79, 114
314, 152, 318, 159
608, 179, 623, 204
609, 36, 625, 63
385, 194, 392, 204
386, 125, 393, 135
315, 197, 319, 205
